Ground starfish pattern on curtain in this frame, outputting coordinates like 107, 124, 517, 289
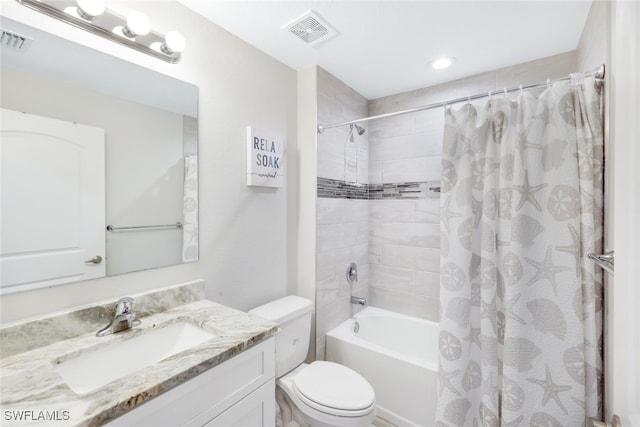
436, 76, 604, 426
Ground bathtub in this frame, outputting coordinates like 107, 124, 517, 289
325, 307, 437, 427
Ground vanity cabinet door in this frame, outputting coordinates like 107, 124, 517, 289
105, 337, 274, 427
203, 379, 275, 427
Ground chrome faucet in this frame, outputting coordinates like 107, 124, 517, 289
350, 296, 367, 306
96, 297, 141, 337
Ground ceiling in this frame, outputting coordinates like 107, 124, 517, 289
177, 1, 592, 100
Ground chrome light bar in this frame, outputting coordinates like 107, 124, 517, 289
16, 0, 185, 63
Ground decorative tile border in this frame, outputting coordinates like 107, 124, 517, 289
369, 181, 441, 199
317, 177, 440, 200
317, 177, 368, 199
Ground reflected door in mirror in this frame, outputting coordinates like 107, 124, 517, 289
0, 17, 199, 290
0, 109, 106, 293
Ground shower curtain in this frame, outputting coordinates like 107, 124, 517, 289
436, 76, 603, 426
182, 154, 199, 262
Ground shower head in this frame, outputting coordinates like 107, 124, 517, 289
347, 123, 365, 142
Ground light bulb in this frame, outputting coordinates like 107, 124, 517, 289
431, 57, 455, 70
75, 0, 104, 20
122, 11, 150, 38
161, 31, 186, 54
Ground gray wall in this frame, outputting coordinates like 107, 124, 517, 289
315, 67, 369, 360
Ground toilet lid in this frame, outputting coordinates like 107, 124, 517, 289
292, 361, 375, 411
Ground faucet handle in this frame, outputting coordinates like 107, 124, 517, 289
115, 297, 135, 314
96, 297, 140, 337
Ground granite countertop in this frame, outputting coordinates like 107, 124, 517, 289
0, 281, 278, 426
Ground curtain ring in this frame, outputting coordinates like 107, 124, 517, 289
503, 88, 508, 98
467, 96, 471, 105
546, 78, 551, 89
519, 84, 523, 95
570, 72, 585, 86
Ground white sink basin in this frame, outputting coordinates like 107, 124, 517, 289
54, 321, 216, 394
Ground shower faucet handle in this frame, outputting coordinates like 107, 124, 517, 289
346, 262, 358, 284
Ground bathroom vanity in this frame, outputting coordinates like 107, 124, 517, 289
0, 281, 278, 426
106, 338, 275, 426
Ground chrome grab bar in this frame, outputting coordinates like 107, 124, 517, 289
106, 222, 183, 232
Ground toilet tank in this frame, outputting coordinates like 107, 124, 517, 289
249, 296, 312, 377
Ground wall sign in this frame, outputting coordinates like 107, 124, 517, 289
246, 126, 285, 188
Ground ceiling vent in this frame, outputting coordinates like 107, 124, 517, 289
1, 29, 33, 52
283, 11, 337, 47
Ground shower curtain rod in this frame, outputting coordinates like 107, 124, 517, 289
317, 64, 605, 134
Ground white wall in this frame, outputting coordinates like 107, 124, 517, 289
0, 0, 297, 323
609, 1, 640, 422
598, 0, 640, 423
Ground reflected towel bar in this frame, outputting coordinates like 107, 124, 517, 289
588, 251, 614, 275
106, 222, 183, 232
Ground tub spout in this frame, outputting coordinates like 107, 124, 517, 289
350, 296, 367, 306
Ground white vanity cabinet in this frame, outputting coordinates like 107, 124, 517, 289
106, 337, 275, 427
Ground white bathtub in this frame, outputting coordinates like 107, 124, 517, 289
325, 307, 437, 427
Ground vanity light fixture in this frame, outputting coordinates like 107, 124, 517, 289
16, 0, 185, 63
431, 57, 456, 70
161, 30, 187, 54
122, 11, 151, 38
75, 0, 105, 21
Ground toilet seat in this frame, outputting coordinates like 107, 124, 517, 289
292, 361, 375, 417
277, 364, 376, 427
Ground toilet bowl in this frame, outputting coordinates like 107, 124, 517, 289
249, 296, 377, 427
277, 362, 376, 427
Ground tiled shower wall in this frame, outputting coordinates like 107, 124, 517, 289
367, 51, 579, 321
315, 52, 581, 357
315, 67, 369, 360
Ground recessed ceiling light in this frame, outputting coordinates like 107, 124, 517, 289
431, 57, 456, 70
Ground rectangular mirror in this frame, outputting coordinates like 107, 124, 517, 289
0, 17, 199, 294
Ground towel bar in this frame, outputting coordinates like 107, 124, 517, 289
106, 222, 183, 232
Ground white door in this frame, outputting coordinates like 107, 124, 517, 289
1, 108, 106, 293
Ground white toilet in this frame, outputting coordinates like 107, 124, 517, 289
249, 296, 376, 427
